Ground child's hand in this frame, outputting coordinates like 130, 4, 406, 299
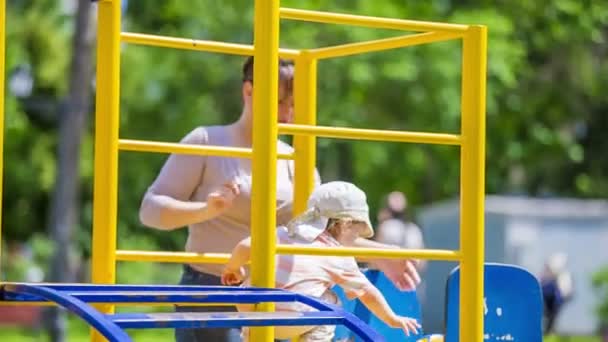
388, 316, 421, 336
207, 181, 240, 214
221, 266, 245, 286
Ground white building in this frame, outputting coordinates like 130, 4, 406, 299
417, 195, 608, 335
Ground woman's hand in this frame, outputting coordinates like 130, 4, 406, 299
352, 239, 421, 291
371, 257, 421, 291
221, 266, 246, 286
207, 181, 240, 214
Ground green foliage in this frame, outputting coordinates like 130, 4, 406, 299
593, 267, 608, 326
1, 234, 51, 281
4, 0, 72, 243
115, 234, 182, 284
3, 0, 608, 315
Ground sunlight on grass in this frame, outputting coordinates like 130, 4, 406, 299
0, 315, 175, 342
544, 335, 601, 342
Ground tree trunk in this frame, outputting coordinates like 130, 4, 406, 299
336, 142, 353, 180
43, 1, 95, 341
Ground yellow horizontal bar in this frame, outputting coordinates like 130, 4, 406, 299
280, 7, 469, 33
278, 124, 461, 145
118, 139, 295, 160
116, 250, 232, 264
311, 31, 461, 60
121, 32, 300, 59
276, 245, 462, 261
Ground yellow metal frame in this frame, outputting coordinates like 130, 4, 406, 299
0, 1, 486, 341
0, 0, 5, 278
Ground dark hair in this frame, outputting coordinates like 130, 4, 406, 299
242, 56, 294, 96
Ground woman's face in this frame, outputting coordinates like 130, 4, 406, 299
242, 81, 293, 124
277, 82, 294, 124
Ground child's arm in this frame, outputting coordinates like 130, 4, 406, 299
329, 263, 421, 336
221, 237, 251, 285
358, 284, 421, 336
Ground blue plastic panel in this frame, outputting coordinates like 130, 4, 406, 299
445, 263, 543, 342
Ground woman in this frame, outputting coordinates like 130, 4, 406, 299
140, 57, 421, 342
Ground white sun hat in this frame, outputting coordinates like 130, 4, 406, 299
287, 181, 374, 241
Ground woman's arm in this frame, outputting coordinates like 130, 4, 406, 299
351, 237, 397, 260
139, 192, 222, 230
139, 127, 216, 230
352, 238, 421, 291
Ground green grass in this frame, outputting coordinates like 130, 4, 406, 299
1, 325, 604, 342
544, 335, 602, 342
0, 315, 174, 342
0, 325, 174, 342
1, 315, 603, 342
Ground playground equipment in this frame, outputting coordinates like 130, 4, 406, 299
0, 283, 383, 341
0, 0, 490, 341
0, 263, 544, 341
445, 264, 543, 341
335, 264, 543, 341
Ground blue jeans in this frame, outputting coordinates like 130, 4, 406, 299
174, 265, 242, 342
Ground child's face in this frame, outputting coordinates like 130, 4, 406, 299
336, 221, 367, 245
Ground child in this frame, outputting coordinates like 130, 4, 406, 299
221, 181, 421, 341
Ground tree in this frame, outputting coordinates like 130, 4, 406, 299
1, 0, 607, 291
42, 1, 95, 341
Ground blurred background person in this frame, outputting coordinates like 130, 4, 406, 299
375, 191, 426, 272
541, 252, 575, 335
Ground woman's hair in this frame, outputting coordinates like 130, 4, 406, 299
242, 56, 294, 96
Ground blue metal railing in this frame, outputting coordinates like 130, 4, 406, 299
1, 283, 383, 342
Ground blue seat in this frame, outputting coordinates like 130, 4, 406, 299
444, 263, 543, 342
333, 269, 424, 341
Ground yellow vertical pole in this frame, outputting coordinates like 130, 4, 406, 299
250, 0, 279, 341
292, 51, 317, 215
459, 25, 487, 342
0, 0, 5, 275
91, 0, 121, 341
